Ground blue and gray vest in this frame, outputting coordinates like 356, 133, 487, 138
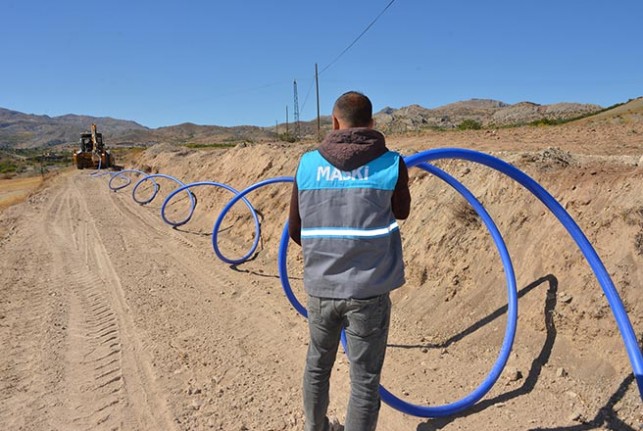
296, 149, 405, 299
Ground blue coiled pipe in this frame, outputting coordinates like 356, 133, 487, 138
162, 181, 261, 260
132, 174, 169, 205
93, 147, 642, 404
133, 173, 196, 227
404, 148, 643, 401
213, 177, 294, 265
277, 161, 518, 416
277, 222, 308, 317
89, 154, 103, 175
108, 169, 152, 192
90, 169, 111, 178
90, 155, 113, 177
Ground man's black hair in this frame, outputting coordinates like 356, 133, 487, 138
333, 91, 373, 127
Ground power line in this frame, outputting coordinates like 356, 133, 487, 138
301, 1, 397, 118
319, 0, 397, 75
300, 78, 316, 113
195, 1, 397, 121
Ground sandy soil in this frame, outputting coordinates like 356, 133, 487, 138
1, 121, 642, 430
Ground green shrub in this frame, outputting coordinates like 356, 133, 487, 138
457, 119, 482, 130
278, 132, 297, 143
0, 160, 18, 173
183, 142, 236, 149
529, 118, 565, 126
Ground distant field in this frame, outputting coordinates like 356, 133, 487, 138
0, 176, 43, 212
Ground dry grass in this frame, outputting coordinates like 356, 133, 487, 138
0, 176, 44, 212
0, 175, 47, 239
575, 96, 643, 124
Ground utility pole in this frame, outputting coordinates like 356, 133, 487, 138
315, 63, 321, 141
293, 79, 300, 141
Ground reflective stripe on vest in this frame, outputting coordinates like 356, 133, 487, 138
301, 220, 399, 239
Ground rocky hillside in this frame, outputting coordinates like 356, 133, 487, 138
281, 99, 612, 138
373, 99, 604, 133
0, 108, 149, 148
0, 108, 279, 149
1, 98, 637, 149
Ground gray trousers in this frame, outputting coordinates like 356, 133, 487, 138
303, 293, 391, 431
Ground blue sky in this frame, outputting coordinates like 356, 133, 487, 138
2, 0, 641, 129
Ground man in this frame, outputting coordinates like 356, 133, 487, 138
288, 91, 411, 431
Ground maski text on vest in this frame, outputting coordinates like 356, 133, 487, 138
316, 165, 369, 182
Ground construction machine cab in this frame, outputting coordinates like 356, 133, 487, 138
80, 135, 92, 152
79, 131, 103, 152
73, 124, 113, 169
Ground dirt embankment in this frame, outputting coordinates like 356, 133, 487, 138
1, 121, 641, 430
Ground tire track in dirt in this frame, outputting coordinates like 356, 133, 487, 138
100, 180, 214, 255
86, 175, 312, 429
41, 175, 135, 430
59, 175, 175, 430
4, 172, 336, 429
0, 190, 65, 431
0, 173, 175, 430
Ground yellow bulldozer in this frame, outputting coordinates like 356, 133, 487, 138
73, 123, 114, 169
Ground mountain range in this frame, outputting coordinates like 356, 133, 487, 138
0, 98, 626, 149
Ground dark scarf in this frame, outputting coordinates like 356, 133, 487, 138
318, 127, 388, 171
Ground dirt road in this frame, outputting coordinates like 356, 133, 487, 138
0, 172, 311, 430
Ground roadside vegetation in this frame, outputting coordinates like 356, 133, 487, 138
457, 119, 482, 130
183, 142, 239, 149
0, 147, 72, 179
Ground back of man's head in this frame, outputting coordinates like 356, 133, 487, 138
333, 91, 373, 128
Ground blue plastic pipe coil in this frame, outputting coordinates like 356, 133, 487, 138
93, 145, 643, 406
108, 169, 151, 192
132, 173, 196, 227
212, 177, 294, 265
162, 181, 261, 260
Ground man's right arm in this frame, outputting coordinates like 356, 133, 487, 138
392, 158, 411, 220
288, 180, 302, 245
